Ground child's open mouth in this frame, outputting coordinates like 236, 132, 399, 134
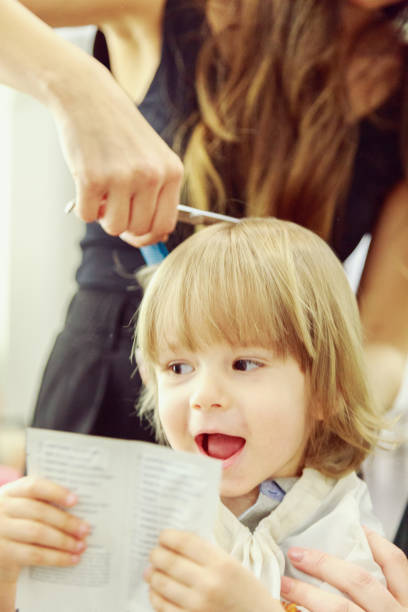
195, 433, 246, 464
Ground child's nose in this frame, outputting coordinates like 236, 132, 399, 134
189, 373, 229, 412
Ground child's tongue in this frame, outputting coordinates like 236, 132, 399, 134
206, 434, 245, 460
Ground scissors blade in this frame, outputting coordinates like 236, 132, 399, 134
65, 199, 238, 226
177, 204, 239, 226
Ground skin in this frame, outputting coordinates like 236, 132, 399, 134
155, 343, 310, 516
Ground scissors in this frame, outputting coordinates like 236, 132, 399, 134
141, 205, 239, 264
64, 200, 239, 264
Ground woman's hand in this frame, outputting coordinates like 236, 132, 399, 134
53, 56, 183, 248
0, 0, 183, 248
0, 476, 89, 584
145, 529, 285, 612
282, 528, 408, 611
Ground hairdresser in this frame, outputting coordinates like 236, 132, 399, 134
1, 0, 407, 546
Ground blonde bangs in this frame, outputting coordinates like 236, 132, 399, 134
135, 218, 388, 473
137, 220, 319, 368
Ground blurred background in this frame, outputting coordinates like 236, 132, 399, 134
0, 26, 406, 541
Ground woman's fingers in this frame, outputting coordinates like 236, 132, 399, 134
281, 575, 363, 612
364, 527, 408, 607
286, 547, 404, 612
73, 153, 182, 247
120, 158, 182, 247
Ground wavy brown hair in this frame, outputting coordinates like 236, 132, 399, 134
178, 0, 404, 240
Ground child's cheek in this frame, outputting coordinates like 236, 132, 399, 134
158, 391, 191, 452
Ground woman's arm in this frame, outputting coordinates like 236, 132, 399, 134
357, 180, 408, 411
16, 0, 164, 28
0, 0, 182, 245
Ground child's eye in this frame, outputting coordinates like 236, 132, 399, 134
233, 359, 262, 372
169, 362, 193, 375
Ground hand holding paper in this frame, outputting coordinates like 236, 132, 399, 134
0, 476, 89, 583
145, 530, 285, 612
16, 428, 222, 612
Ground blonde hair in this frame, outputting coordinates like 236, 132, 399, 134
135, 218, 385, 478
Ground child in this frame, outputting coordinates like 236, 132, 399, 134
135, 217, 387, 609
0, 218, 388, 612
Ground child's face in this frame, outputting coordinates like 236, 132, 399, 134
154, 342, 310, 515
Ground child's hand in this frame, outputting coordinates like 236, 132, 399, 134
0, 476, 90, 584
145, 529, 285, 612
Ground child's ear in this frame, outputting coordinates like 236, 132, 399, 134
135, 348, 149, 384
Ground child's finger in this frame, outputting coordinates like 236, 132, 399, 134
149, 588, 183, 612
4, 518, 87, 554
2, 476, 77, 508
150, 544, 198, 588
4, 539, 83, 568
157, 530, 216, 566
0, 496, 90, 538
148, 567, 198, 611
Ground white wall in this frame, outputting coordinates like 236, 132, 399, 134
0, 26, 96, 425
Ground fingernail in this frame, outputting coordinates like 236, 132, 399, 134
75, 541, 86, 552
143, 565, 153, 582
70, 555, 80, 564
288, 547, 305, 562
65, 493, 77, 506
280, 576, 292, 594
78, 523, 91, 536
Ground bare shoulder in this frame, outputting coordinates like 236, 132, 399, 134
19, 0, 166, 28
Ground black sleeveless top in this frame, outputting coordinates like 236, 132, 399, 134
76, 1, 404, 292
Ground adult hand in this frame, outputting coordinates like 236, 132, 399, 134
281, 528, 408, 611
53, 56, 183, 247
145, 529, 285, 612
0, 0, 183, 248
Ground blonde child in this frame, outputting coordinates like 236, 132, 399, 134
135, 217, 387, 610
0, 218, 394, 612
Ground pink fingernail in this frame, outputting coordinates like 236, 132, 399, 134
288, 547, 305, 562
70, 555, 80, 564
77, 523, 90, 536
280, 576, 292, 594
65, 493, 77, 506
